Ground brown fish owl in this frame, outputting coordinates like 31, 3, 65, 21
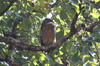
40, 18, 56, 46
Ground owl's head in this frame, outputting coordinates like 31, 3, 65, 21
43, 18, 53, 23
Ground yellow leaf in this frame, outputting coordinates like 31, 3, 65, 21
92, 12, 100, 18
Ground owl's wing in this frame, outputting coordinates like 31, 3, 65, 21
40, 23, 45, 45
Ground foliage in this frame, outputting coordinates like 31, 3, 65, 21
0, 0, 100, 66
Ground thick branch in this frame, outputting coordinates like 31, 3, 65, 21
70, 3, 84, 32
0, 21, 100, 52
0, 0, 17, 16
0, 37, 50, 52
71, 13, 79, 32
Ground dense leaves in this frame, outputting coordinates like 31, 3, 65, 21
0, 0, 100, 66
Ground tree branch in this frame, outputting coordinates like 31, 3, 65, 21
11, 17, 24, 38
71, 13, 79, 32
0, 0, 17, 16
85, 21, 100, 32
0, 21, 99, 52
70, 3, 84, 32
0, 58, 6, 61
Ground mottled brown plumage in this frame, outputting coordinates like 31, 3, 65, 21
40, 18, 56, 46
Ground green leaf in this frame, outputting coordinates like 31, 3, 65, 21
60, 9, 68, 20
56, 29, 64, 40
7, 19, 13, 28
72, 52, 81, 63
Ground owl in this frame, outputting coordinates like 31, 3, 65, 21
40, 18, 56, 46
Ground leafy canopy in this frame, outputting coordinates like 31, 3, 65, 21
0, 0, 100, 66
